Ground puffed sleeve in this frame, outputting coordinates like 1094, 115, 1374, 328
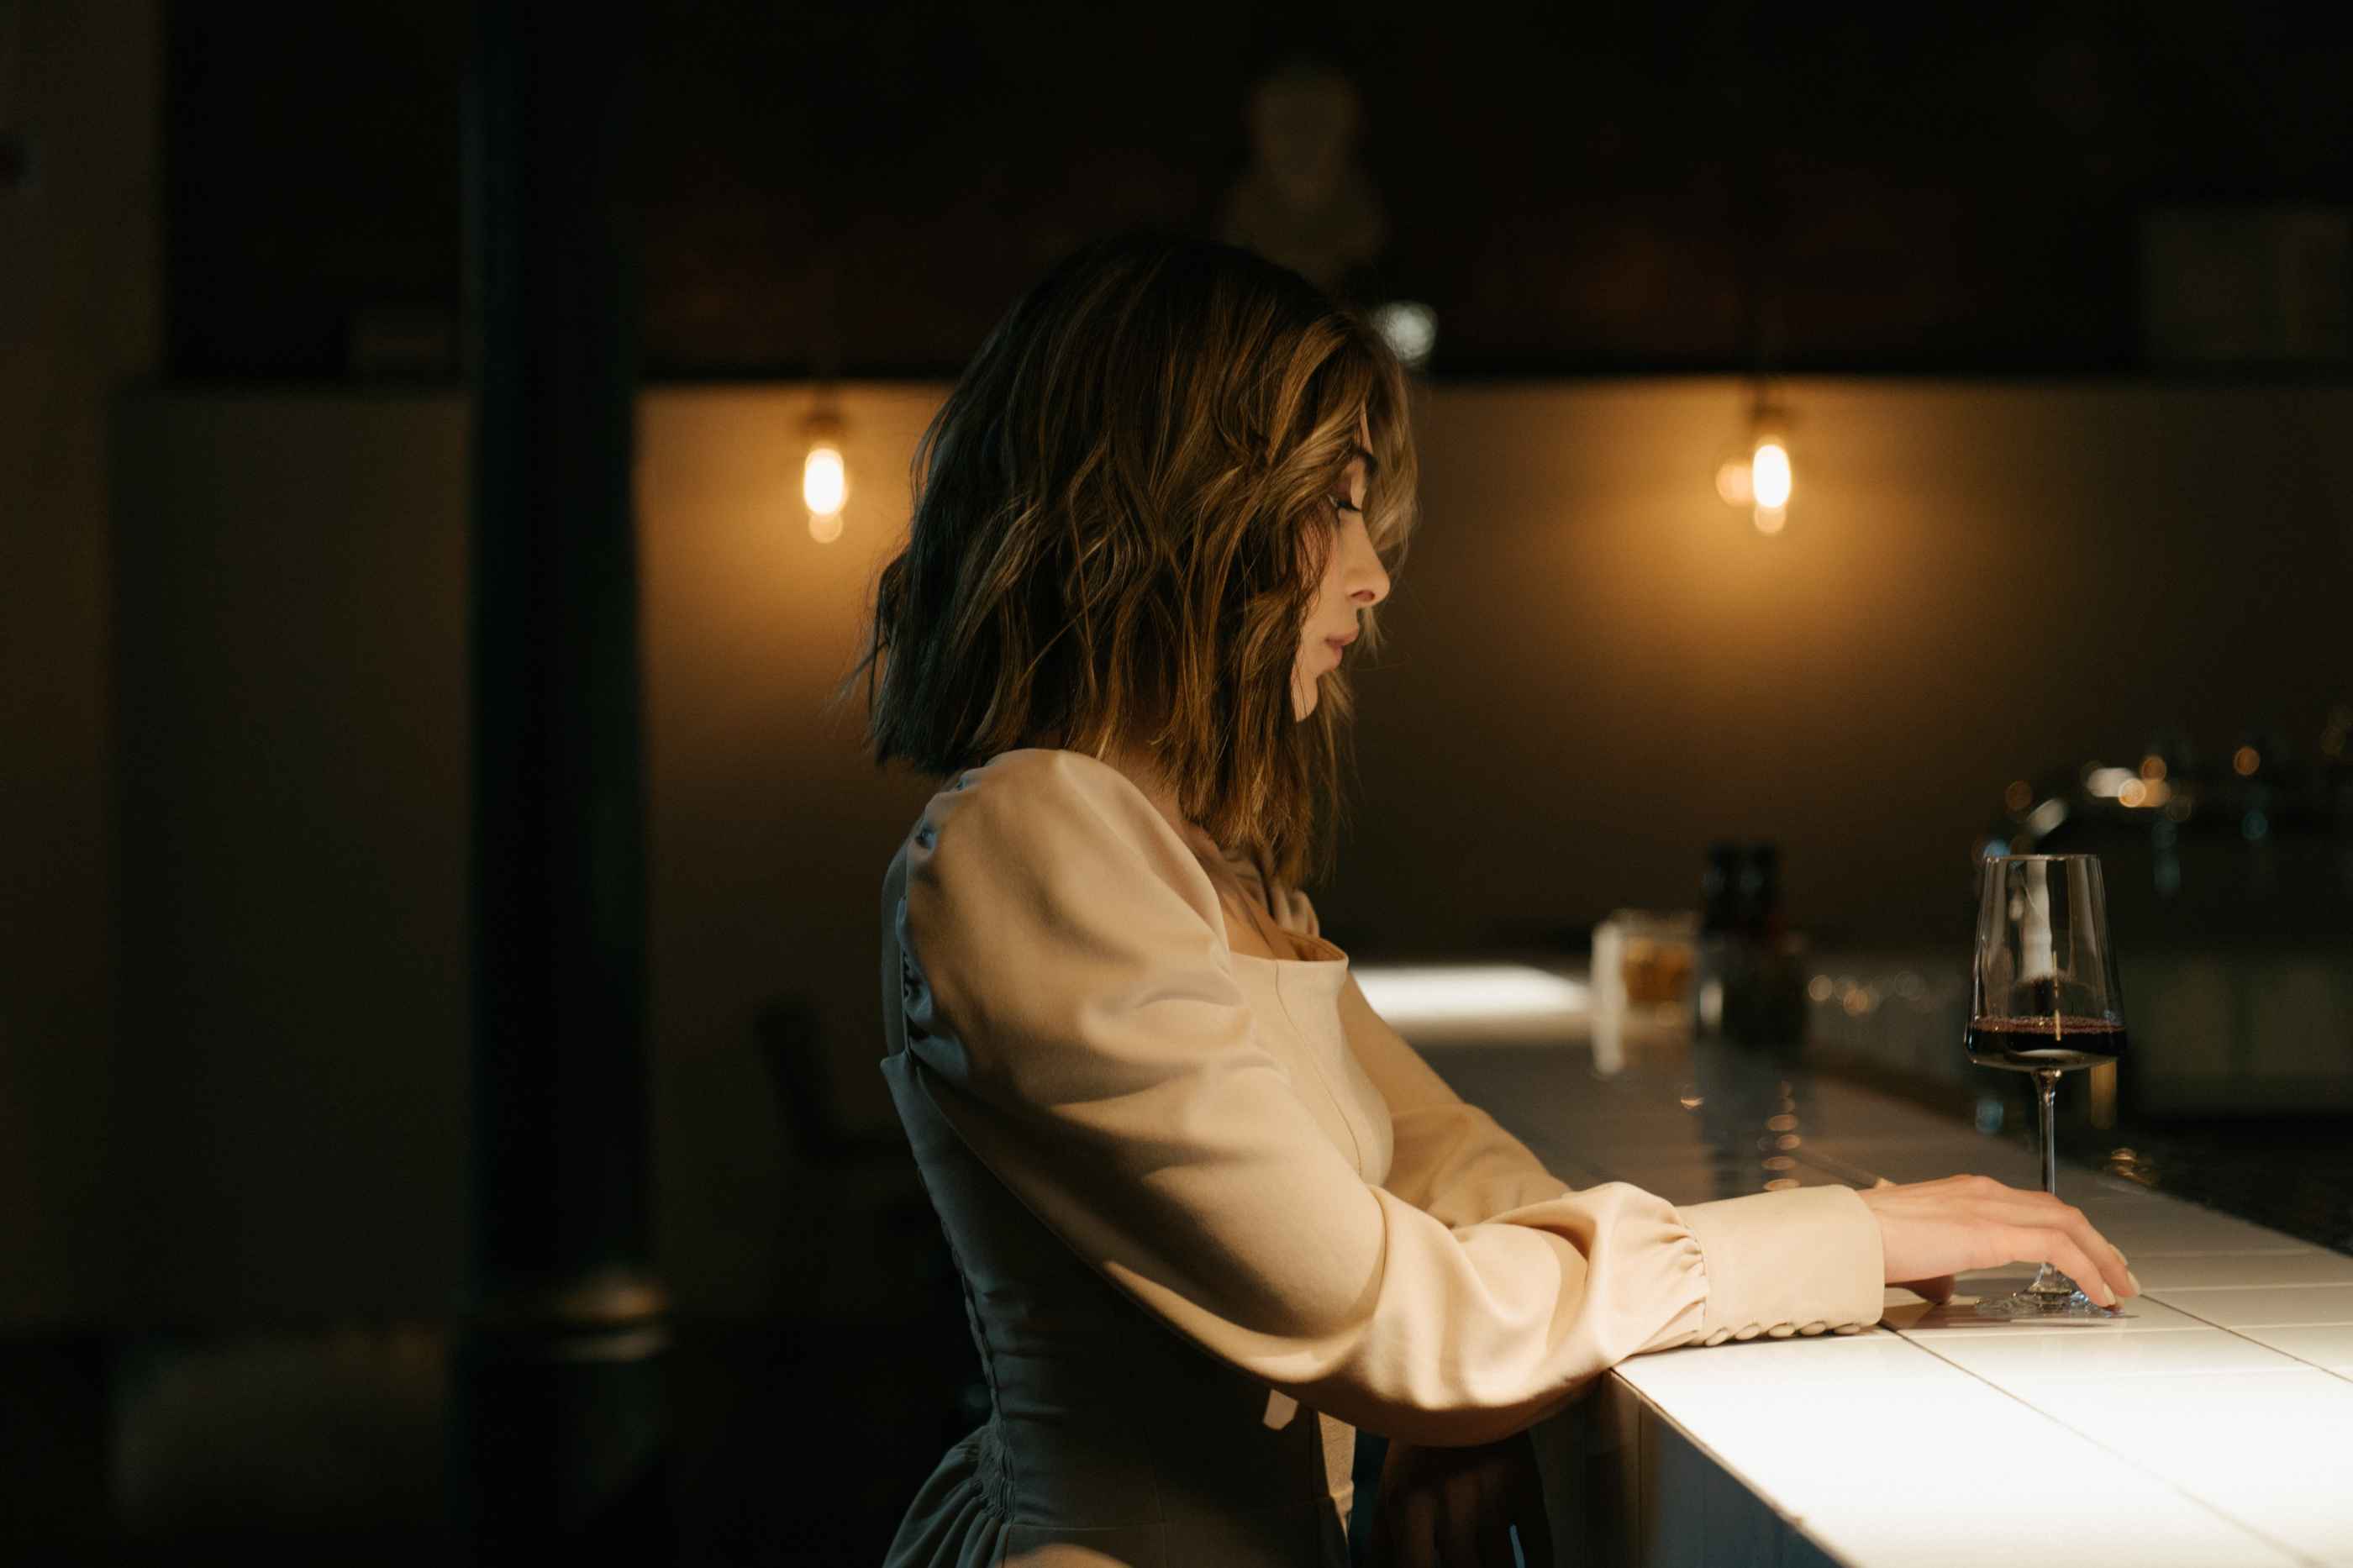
898, 750, 1885, 1448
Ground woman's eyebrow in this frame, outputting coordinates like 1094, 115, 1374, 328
1350, 444, 1380, 479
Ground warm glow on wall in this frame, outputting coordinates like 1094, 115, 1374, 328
1713, 456, 1754, 507
803, 408, 847, 543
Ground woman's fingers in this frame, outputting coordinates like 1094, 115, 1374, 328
1863, 1174, 2145, 1303
1989, 1190, 2137, 1302
2047, 1202, 2135, 1302
2005, 1224, 2119, 1306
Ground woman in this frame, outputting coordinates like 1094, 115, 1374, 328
847, 233, 2136, 1568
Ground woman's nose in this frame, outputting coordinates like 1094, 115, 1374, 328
1347, 526, 1389, 607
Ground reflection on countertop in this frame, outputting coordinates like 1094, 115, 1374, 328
1365, 951, 2353, 1256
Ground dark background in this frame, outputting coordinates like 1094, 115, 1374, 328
5, 1, 2349, 1561
166, 2, 2351, 380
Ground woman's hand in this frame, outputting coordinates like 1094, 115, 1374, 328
1858, 1173, 2140, 1307
1361, 1429, 1553, 1568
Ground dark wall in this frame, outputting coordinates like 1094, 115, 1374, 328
164, 3, 2353, 380
1, 0, 157, 1327
111, 396, 473, 1323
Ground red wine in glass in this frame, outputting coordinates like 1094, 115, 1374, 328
1964, 1016, 2129, 1072
1966, 855, 2129, 1318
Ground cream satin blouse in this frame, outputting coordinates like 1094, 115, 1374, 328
878, 748, 1885, 1568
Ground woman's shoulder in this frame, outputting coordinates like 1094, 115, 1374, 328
897, 749, 1240, 987
911, 748, 1203, 892
978, 751, 1324, 941
930, 747, 1164, 831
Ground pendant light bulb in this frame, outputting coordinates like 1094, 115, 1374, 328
804, 409, 848, 542
1714, 393, 1797, 535
1750, 435, 1792, 511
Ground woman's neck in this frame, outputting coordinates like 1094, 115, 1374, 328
1094, 739, 1203, 846
1029, 732, 1217, 857
1032, 735, 1283, 942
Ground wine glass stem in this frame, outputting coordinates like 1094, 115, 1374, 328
2036, 1068, 2060, 1198
2025, 1067, 2082, 1298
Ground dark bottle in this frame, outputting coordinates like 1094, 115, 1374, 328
1692, 844, 1743, 1037
1740, 844, 1784, 943
1730, 842, 1806, 1048
1702, 843, 1743, 935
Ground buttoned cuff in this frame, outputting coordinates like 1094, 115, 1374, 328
1675, 1185, 1886, 1344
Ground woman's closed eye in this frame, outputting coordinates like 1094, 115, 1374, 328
1329, 495, 1361, 517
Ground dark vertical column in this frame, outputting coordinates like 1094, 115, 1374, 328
455, 0, 669, 1555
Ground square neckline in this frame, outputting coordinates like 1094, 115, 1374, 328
1219, 909, 1350, 967
1229, 935, 1350, 966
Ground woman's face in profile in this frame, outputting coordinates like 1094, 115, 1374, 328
1291, 408, 1391, 722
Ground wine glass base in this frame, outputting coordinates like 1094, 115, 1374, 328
1973, 1280, 2122, 1320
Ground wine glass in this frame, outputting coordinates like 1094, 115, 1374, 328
1966, 854, 2129, 1318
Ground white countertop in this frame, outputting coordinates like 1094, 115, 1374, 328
1405, 1009, 2353, 1568
1615, 1200, 2353, 1567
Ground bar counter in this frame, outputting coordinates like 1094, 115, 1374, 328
1384, 972, 2353, 1568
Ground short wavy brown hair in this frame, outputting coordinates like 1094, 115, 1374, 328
841, 230, 1419, 888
